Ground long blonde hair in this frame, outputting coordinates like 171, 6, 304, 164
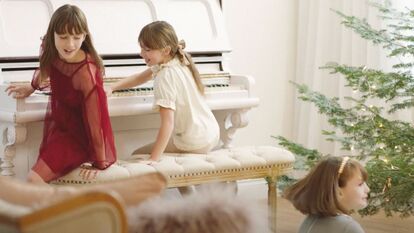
39, 4, 103, 83
138, 21, 204, 94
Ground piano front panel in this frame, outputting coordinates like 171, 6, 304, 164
0, 0, 230, 59
0, 0, 51, 58
74, 0, 152, 56
0, 73, 255, 120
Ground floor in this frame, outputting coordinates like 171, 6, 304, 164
163, 180, 413, 233
221, 179, 413, 233
275, 197, 414, 233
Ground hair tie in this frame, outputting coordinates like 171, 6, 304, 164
177, 40, 190, 65
338, 156, 350, 175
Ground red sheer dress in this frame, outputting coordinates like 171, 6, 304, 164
31, 54, 116, 181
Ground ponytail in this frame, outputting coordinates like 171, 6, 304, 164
176, 40, 204, 95
138, 21, 204, 94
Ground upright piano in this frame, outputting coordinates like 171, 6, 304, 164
0, 0, 259, 178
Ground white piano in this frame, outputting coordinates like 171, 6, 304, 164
0, 0, 259, 178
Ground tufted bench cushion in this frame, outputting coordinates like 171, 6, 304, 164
51, 146, 294, 186
51, 146, 294, 233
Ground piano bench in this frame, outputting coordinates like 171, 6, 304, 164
51, 146, 295, 232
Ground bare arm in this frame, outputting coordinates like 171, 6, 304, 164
149, 107, 175, 161
106, 68, 153, 95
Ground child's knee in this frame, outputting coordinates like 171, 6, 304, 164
26, 170, 46, 183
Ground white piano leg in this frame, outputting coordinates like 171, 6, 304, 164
1, 146, 16, 176
221, 109, 249, 148
0, 125, 27, 177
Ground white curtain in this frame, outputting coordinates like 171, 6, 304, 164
221, 0, 414, 152
292, 0, 389, 156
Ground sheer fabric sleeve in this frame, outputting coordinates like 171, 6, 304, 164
31, 69, 50, 91
31, 41, 50, 90
76, 62, 116, 168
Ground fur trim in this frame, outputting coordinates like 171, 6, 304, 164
127, 183, 270, 233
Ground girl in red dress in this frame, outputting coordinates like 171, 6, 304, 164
5, 4, 116, 183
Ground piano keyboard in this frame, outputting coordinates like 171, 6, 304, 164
111, 83, 244, 97
6, 74, 246, 97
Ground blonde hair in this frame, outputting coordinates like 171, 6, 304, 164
39, 4, 103, 83
138, 21, 204, 94
283, 156, 368, 217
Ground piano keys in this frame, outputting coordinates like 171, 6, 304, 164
0, 0, 259, 178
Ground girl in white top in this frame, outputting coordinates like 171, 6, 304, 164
107, 21, 219, 164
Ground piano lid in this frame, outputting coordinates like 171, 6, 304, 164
0, 0, 231, 59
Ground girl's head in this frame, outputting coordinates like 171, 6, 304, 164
283, 156, 369, 217
138, 21, 178, 64
138, 21, 204, 94
40, 4, 103, 74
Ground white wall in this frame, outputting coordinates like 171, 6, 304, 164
222, 0, 298, 147
221, 0, 414, 151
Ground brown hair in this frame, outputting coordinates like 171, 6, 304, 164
38, 4, 103, 84
283, 156, 368, 217
138, 21, 204, 94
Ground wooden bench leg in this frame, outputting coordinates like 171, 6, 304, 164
266, 176, 277, 233
227, 181, 238, 194
178, 186, 195, 196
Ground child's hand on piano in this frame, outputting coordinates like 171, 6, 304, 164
5, 83, 35, 99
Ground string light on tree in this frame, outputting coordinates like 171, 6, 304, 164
275, 2, 414, 218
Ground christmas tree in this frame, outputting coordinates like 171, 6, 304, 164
276, 2, 413, 217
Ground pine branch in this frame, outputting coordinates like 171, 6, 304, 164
322, 63, 414, 112
277, 2, 414, 217
273, 136, 323, 169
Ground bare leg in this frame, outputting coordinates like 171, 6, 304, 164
164, 140, 182, 153
29, 159, 58, 183
132, 142, 154, 155
132, 140, 182, 164
132, 139, 182, 155
27, 170, 47, 184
